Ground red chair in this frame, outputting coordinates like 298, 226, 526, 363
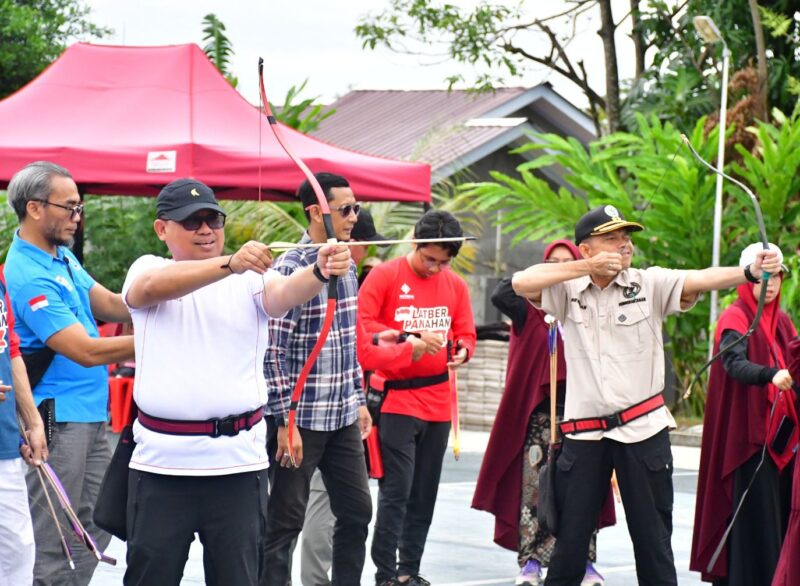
99, 322, 136, 432
108, 375, 135, 433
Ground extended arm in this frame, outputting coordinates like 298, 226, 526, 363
263, 244, 352, 318
512, 253, 621, 302
681, 250, 781, 299
125, 241, 273, 309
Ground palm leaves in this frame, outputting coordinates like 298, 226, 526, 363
202, 13, 238, 88
456, 114, 748, 414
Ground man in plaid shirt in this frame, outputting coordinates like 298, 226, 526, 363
263, 172, 373, 586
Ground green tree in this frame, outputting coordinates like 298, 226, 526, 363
355, 1, 800, 134
275, 79, 336, 134
625, 0, 800, 132
0, 0, 110, 99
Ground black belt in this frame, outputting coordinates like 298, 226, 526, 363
138, 407, 264, 438
383, 371, 449, 391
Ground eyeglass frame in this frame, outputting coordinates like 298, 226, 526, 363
417, 247, 452, 269
305, 203, 361, 218
33, 199, 85, 218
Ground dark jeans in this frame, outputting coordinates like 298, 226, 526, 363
545, 428, 676, 586
124, 469, 267, 586
262, 422, 372, 586
371, 413, 450, 582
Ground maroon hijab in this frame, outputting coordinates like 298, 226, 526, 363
471, 240, 582, 550
690, 283, 798, 581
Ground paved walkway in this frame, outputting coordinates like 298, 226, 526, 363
90, 431, 704, 585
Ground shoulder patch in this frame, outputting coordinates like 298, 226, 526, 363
28, 295, 49, 312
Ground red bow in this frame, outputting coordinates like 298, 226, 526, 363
258, 59, 339, 463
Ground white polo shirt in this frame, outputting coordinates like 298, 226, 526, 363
122, 255, 278, 476
541, 266, 693, 443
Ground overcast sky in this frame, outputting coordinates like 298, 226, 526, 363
84, 0, 637, 108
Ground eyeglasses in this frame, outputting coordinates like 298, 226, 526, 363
170, 213, 226, 231
330, 203, 360, 218
34, 199, 84, 218
418, 249, 451, 269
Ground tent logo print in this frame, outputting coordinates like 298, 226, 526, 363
146, 151, 177, 173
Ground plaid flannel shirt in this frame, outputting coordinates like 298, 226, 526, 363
264, 233, 364, 431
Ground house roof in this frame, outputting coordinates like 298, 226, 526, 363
311, 85, 595, 183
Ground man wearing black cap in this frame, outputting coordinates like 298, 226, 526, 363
512, 205, 781, 586
121, 178, 351, 585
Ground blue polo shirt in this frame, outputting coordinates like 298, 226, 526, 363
4, 231, 107, 422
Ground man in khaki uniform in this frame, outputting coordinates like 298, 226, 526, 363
511, 205, 780, 586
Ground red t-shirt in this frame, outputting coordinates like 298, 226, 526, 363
357, 256, 476, 421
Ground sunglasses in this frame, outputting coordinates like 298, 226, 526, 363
306, 203, 361, 218
170, 213, 226, 231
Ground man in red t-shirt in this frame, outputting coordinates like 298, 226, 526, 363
358, 210, 476, 586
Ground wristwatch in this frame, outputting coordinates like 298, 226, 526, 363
312, 263, 329, 283
743, 263, 761, 284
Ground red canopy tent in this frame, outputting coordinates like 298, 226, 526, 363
0, 43, 431, 202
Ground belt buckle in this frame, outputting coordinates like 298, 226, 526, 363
602, 411, 623, 431
211, 416, 238, 438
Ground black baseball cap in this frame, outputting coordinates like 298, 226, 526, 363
350, 209, 386, 243
156, 179, 226, 221
574, 205, 644, 245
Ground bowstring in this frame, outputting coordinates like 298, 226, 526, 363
629, 139, 684, 405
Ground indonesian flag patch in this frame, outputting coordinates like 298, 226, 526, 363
28, 295, 49, 312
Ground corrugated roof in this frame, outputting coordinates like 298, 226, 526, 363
311, 87, 593, 179
311, 88, 528, 161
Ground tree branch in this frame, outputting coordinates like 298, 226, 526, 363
502, 42, 605, 108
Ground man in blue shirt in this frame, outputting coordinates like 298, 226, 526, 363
5, 161, 135, 586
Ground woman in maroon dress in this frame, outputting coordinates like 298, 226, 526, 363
472, 239, 611, 586
691, 244, 797, 586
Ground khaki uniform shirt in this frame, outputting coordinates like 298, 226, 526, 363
541, 266, 693, 443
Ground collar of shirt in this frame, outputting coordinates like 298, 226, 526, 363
11, 230, 69, 269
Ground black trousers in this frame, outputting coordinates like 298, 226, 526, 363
545, 428, 676, 586
714, 452, 793, 586
262, 422, 372, 586
371, 413, 450, 582
124, 469, 267, 586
